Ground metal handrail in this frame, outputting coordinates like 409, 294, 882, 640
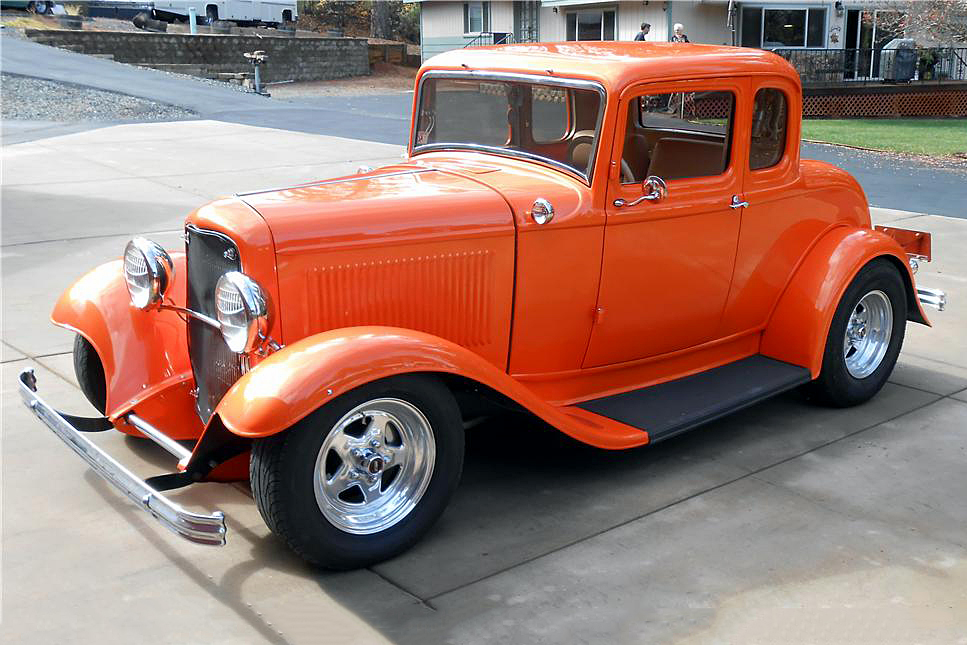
463, 32, 514, 48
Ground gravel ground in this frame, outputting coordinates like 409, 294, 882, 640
269, 62, 416, 98
1, 73, 197, 121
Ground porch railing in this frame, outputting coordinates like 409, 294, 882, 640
771, 47, 967, 87
463, 32, 514, 48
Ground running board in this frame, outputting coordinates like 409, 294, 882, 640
577, 355, 811, 444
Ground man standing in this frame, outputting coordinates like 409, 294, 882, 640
634, 22, 651, 41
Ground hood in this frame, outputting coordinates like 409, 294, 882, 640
237, 166, 515, 255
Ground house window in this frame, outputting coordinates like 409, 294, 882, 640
742, 6, 826, 49
464, 2, 490, 34
566, 9, 616, 41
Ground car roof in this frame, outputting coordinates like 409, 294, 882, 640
423, 42, 799, 92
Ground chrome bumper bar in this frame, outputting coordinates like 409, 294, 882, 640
917, 287, 947, 312
18, 368, 226, 546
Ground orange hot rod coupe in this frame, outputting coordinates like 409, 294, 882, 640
20, 43, 946, 568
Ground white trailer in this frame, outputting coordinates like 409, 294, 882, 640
152, 1, 297, 26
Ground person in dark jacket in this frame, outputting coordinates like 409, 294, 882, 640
634, 22, 651, 41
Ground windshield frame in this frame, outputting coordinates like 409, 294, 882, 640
411, 70, 607, 186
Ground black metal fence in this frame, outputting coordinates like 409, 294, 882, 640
772, 47, 967, 87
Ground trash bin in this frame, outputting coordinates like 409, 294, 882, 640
893, 47, 917, 82
880, 38, 917, 82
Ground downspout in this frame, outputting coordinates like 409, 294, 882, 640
665, 0, 673, 41
728, 0, 737, 46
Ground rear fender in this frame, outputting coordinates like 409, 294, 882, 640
50, 254, 203, 438
213, 326, 648, 450
760, 226, 929, 377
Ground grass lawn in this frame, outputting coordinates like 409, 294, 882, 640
801, 119, 967, 156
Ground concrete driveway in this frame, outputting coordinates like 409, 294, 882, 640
2, 117, 966, 644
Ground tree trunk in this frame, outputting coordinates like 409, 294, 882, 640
371, 0, 393, 39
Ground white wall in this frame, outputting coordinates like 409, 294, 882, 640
420, 1, 465, 39
421, 0, 744, 58
538, 2, 669, 42
491, 0, 514, 33
617, 2, 669, 41
669, 1, 730, 46
539, 5, 565, 41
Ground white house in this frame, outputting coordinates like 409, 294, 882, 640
417, 1, 912, 65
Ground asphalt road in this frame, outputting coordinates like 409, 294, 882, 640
3, 33, 964, 219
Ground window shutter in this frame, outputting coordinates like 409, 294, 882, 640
484, 2, 491, 31
464, 3, 469, 33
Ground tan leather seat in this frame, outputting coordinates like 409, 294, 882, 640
647, 137, 725, 181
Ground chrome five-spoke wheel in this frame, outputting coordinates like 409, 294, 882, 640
843, 289, 893, 379
314, 398, 436, 534
809, 259, 905, 408
251, 374, 464, 569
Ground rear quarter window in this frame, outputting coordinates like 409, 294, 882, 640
750, 88, 788, 170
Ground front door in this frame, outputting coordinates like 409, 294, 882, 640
583, 78, 748, 368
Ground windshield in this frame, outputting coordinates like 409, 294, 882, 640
413, 75, 605, 180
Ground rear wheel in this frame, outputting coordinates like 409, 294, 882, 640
807, 259, 906, 407
251, 374, 464, 569
73, 335, 106, 414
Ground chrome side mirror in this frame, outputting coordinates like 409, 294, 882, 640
613, 175, 668, 208
641, 175, 668, 201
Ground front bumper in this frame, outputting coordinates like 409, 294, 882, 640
18, 368, 226, 546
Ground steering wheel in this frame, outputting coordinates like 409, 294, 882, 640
569, 132, 637, 184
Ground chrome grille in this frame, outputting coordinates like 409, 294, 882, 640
185, 226, 242, 422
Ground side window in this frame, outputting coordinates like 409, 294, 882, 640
750, 88, 787, 170
531, 87, 569, 143
621, 90, 734, 183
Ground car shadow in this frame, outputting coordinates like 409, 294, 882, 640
82, 373, 942, 644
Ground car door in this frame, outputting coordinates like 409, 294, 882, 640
583, 77, 750, 368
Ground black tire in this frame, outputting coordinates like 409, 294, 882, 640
73, 335, 107, 414
251, 374, 464, 569
806, 258, 906, 407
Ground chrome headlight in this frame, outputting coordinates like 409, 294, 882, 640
123, 237, 174, 310
214, 272, 268, 353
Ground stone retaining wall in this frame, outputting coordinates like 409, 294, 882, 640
24, 30, 370, 83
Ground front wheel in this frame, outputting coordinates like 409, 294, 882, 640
251, 374, 464, 569
806, 259, 906, 407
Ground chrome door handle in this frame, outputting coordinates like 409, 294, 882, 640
730, 195, 749, 209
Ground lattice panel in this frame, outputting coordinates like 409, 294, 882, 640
693, 95, 732, 119
804, 90, 967, 118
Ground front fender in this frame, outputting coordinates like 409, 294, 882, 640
214, 326, 649, 450
760, 225, 929, 377
50, 253, 203, 438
